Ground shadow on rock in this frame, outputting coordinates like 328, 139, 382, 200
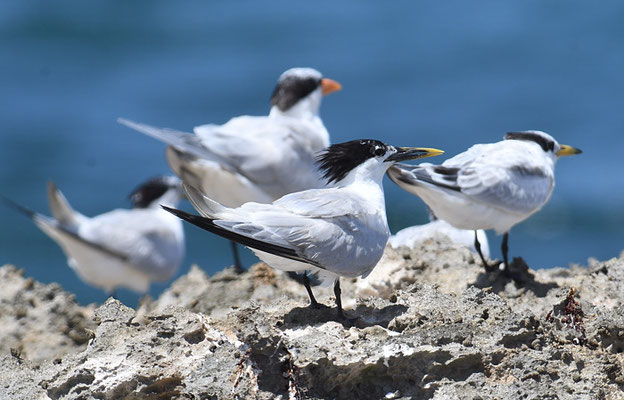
295, 347, 483, 399
280, 303, 408, 330
472, 257, 559, 297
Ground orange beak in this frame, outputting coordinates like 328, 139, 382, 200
321, 78, 342, 95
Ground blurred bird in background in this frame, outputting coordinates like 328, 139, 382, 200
2, 176, 186, 296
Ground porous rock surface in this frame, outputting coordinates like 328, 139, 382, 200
0, 265, 95, 365
1, 236, 623, 399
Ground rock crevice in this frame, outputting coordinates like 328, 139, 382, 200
1, 238, 623, 399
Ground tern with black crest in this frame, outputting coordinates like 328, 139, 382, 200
387, 130, 581, 278
118, 68, 341, 272
2, 176, 185, 295
162, 140, 443, 318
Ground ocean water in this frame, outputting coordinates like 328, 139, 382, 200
1, 1, 623, 306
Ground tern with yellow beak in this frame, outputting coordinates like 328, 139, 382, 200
387, 130, 581, 279
119, 68, 342, 272
163, 140, 443, 319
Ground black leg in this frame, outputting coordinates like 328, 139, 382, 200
303, 273, 320, 308
501, 232, 509, 273
474, 231, 494, 272
230, 241, 245, 274
333, 279, 345, 319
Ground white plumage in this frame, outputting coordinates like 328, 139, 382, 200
5, 177, 185, 294
389, 219, 490, 258
118, 68, 341, 207
118, 68, 341, 271
387, 130, 581, 274
165, 140, 443, 316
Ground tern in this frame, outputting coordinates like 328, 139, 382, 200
387, 130, 581, 277
162, 140, 443, 318
118, 67, 341, 272
3, 176, 185, 295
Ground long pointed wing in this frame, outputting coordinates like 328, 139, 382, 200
389, 141, 554, 214
162, 206, 324, 269
2, 196, 130, 263
118, 118, 241, 169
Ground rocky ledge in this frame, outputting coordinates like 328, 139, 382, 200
1, 236, 623, 399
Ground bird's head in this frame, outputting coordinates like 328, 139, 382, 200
129, 176, 184, 209
317, 139, 443, 185
504, 130, 582, 160
270, 68, 341, 118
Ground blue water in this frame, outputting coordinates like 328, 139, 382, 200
1, 1, 623, 306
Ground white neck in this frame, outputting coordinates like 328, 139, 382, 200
335, 159, 390, 225
336, 159, 390, 188
269, 87, 323, 120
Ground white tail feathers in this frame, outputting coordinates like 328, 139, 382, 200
183, 184, 227, 218
47, 182, 82, 226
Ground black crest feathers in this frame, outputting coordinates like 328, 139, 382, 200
316, 140, 388, 184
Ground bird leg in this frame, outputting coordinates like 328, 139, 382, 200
333, 279, 345, 319
474, 231, 495, 272
501, 232, 510, 273
302, 273, 320, 308
230, 241, 245, 274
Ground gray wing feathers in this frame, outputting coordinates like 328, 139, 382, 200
32, 215, 131, 264
275, 189, 369, 218
458, 167, 553, 213
388, 164, 460, 192
118, 118, 229, 163
390, 156, 553, 214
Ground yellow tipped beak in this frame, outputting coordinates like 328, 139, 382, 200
556, 144, 582, 156
321, 78, 342, 95
387, 147, 444, 162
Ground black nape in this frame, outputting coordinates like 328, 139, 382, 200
505, 131, 555, 153
129, 177, 172, 208
270, 77, 320, 112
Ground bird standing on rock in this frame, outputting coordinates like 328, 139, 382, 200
163, 140, 444, 318
387, 130, 581, 279
118, 67, 342, 273
3, 176, 186, 295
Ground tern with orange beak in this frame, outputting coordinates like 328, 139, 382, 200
119, 68, 341, 272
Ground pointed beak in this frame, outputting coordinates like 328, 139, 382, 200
387, 147, 444, 162
321, 78, 342, 95
556, 144, 582, 157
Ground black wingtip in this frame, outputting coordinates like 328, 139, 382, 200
161, 205, 224, 234
1, 195, 37, 219
162, 205, 325, 270
161, 205, 178, 214
161, 205, 193, 220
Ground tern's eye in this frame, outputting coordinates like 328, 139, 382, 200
374, 147, 385, 157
